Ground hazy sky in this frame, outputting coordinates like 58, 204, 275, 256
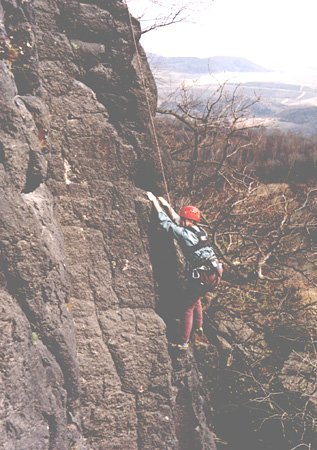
128, 0, 317, 71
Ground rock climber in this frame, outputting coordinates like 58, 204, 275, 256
146, 192, 223, 349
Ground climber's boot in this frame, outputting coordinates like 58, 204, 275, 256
177, 342, 189, 349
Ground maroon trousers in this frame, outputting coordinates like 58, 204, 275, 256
180, 295, 203, 343
180, 266, 223, 344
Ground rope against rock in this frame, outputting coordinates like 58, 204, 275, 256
124, 0, 171, 205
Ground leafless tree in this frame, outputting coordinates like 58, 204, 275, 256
157, 79, 262, 188
128, 0, 213, 34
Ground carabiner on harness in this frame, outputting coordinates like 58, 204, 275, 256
192, 268, 200, 279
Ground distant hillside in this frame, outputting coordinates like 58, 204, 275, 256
275, 106, 317, 134
277, 106, 317, 125
148, 53, 270, 74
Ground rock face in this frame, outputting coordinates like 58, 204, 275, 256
0, 1, 216, 449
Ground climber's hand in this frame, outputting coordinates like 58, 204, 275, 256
158, 196, 170, 208
146, 191, 156, 202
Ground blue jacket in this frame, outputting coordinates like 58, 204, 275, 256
157, 210, 216, 267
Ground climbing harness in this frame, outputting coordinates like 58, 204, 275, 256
181, 226, 223, 289
124, 0, 171, 205
192, 265, 222, 291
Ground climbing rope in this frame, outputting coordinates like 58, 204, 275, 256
124, 0, 171, 205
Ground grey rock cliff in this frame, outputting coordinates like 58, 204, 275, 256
0, 1, 216, 449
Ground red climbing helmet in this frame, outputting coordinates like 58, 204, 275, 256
179, 206, 201, 222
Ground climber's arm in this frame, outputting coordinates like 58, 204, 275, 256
158, 196, 180, 222
146, 192, 197, 244
146, 191, 164, 213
